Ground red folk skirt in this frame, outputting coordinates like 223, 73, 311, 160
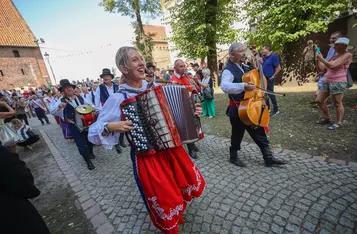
131, 146, 205, 233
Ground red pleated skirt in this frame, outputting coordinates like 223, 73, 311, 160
134, 146, 205, 233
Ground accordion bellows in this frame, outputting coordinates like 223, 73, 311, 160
120, 85, 201, 155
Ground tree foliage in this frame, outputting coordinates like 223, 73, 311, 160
165, 0, 239, 60
100, 0, 161, 62
240, 0, 351, 50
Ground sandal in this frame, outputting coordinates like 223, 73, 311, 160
328, 124, 342, 130
315, 119, 332, 125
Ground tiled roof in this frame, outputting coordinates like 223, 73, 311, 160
143, 25, 167, 41
0, 0, 37, 47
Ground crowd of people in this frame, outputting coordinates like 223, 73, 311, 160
0, 31, 354, 233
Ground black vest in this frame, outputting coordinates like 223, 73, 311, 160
99, 83, 118, 105
224, 60, 251, 118
61, 96, 85, 121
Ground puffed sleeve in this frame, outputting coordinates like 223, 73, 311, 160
50, 99, 64, 119
88, 93, 124, 149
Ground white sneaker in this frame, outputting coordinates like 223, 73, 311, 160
209, 116, 213, 119
270, 111, 280, 117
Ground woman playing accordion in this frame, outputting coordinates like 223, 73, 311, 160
88, 47, 205, 234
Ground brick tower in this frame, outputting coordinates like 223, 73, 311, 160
0, 0, 51, 90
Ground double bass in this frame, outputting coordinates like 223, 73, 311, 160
238, 53, 270, 127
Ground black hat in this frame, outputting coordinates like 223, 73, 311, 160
100, 68, 114, 78
58, 79, 76, 92
146, 62, 156, 69
193, 63, 199, 67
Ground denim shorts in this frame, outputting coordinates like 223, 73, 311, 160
322, 82, 347, 94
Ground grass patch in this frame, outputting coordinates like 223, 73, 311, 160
201, 88, 357, 162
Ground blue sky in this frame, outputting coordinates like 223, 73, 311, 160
13, 0, 161, 83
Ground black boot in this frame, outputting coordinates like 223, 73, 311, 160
193, 143, 199, 152
229, 148, 246, 167
119, 134, 127, 148
187, 144, 198, 159
83, 153, 95, 170
261, 146, 287, 167
90, 153, 96, 159
115, 144, 122, 154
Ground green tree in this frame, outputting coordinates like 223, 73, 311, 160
240, 0, 351, 50
100, 0, 161, 62
165, 0, 239, 86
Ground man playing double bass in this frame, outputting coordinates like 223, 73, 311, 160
221, 43, 286, 167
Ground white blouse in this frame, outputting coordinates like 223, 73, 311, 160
88, 80, 149, 149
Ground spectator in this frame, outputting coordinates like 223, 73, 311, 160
316, 32, 343, 90
0, 99, 17, 151
196, 69, 216, 118
164, 67, 174, 81
11, 119, 40, 150
74, 87, 82, 96
16, 98, 29, 125
218, 59, 224, 85
192, 63, 203, 82
0, 95, 16, 123
0, 145, 50, 234
303, 40, 315, 63
261, 45, 281, 116
200, 61, 207, 69
315, 37, 352, 130
29, 95, 50, 126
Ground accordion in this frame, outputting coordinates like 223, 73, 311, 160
120, 85, 203, 155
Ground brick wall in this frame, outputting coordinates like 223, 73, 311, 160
0, 46, 42, 59
0, 57, 47, 89
152, 41, 171, 69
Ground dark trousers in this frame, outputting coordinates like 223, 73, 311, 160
229, 117, 269, 151
16, 114, 29, 125
34, 109, 49, 124
67, 124, 93, 157
266, 79, 278, 112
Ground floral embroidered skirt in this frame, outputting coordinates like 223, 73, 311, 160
130, 146, 206, 233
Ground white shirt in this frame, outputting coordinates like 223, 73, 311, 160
220, 63, 246, 94
94, 84, 115, 111
88, 80, 149, 149
81, 92, 94, 106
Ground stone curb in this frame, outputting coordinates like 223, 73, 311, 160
39, 129, 115, 234
205, 134, 357, 169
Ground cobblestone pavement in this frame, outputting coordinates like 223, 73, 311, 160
21, 121, 95, 233
37, 115, 357, 234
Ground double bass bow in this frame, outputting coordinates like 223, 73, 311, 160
238, 52, 270, 127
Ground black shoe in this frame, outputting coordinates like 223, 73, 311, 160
86, 160, 95, 170
264, 158, 287, 167
90, 153, 96, 159
119, 135, 127, 148
261, 146, 287, 167
47, 122, 51, 124
41, 122, 44, 126
189, 150, 198, 159
193, 144, 199, 152
115, 144, 122, 154
229, 149, 246, 167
